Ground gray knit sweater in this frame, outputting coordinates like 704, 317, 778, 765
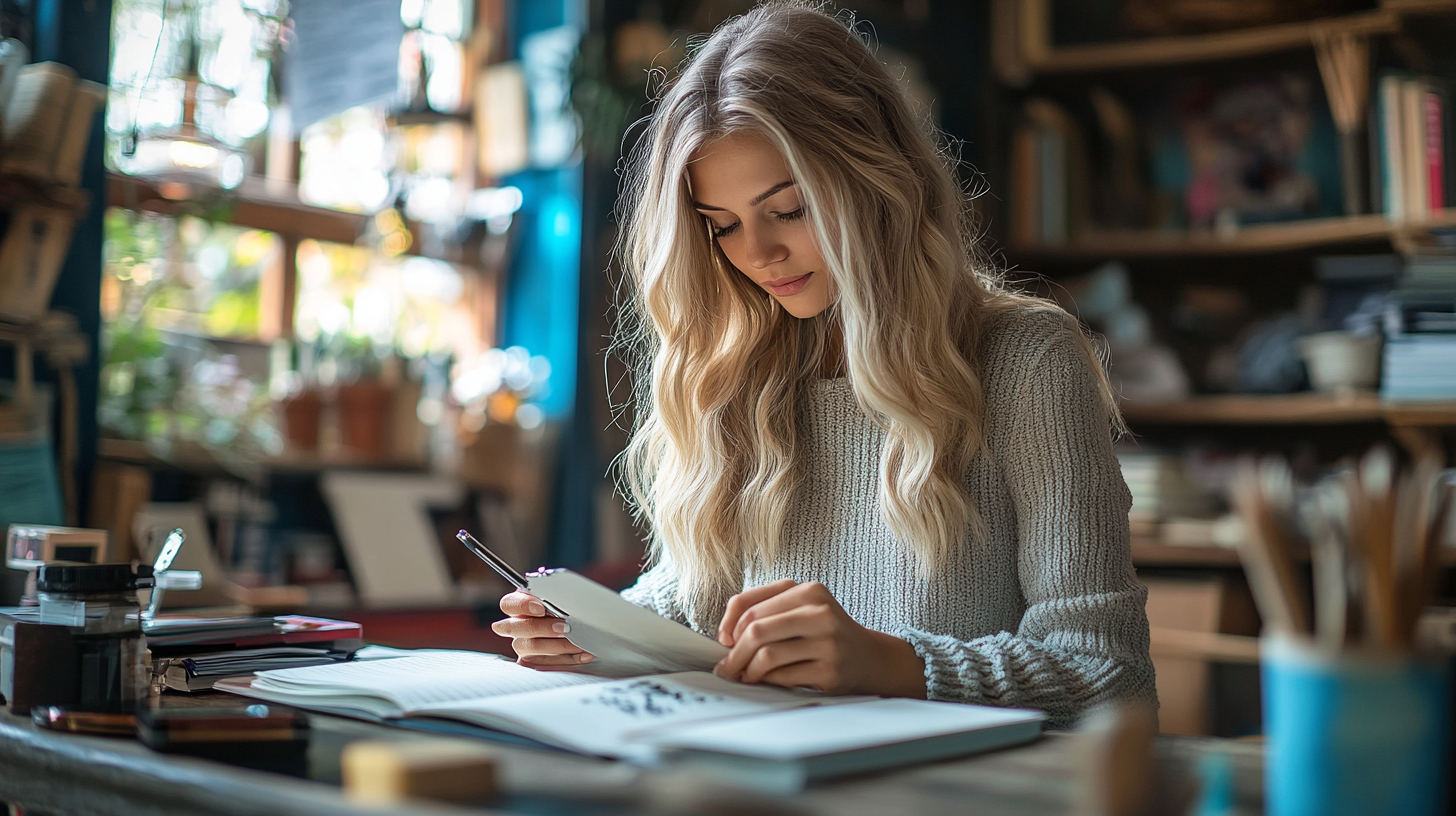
621, 308, 1157, 729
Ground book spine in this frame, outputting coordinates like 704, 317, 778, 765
1369, 87, 1384, 214
1039, 128, 1066, 244
1380, 75, 1404, 222
1009, 126, 1039, 246
1403, 79, 1430, 222
1426, 89, 1445, 212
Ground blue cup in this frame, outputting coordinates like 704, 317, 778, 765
1262, 636, 1453, 816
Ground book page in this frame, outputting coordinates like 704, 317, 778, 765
417, 671, 822, 761
528, 570, 727, 676
248, 652, 606, 716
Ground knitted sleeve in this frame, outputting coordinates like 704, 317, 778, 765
898, 312, 1157, 730
619, 558, 692, 626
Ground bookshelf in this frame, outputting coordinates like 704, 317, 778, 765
991, 8, 1456, 734
995, 1, 1456, 259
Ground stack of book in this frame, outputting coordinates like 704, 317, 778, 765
1117, 451, 1221, 534
148, 615, 364, 692
1382, 255, 1456, 401
1373, 73, 1455, 222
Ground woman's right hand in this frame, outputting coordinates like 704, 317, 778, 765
490, 591, 595, 669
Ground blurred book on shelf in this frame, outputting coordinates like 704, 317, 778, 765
1373, 72, 1455, 223
1009, 74, 1343, 245
1010, 97, 1091, 245
1383, 254, 1456, 400
1118, 450, 1222, 524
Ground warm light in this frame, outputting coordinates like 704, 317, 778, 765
124, 132, 250, 196
168, 138, 220, 169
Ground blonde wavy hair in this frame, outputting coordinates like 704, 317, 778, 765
616, 2, 1119, 618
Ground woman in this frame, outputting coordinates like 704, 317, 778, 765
493, 2, 1156, 729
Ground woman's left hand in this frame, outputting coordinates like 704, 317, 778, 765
713, 579, 927, 698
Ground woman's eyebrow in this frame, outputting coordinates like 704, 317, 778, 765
692, 180, 797, 211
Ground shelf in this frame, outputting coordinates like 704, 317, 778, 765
107, 172, 366, 245
97, 436, 428, 474
1008, 2, 1456, 77
1121, 393, 1384, 425
1007, 211, 1456, 261
1149, 627, 1260, 663
1120, 393, 1456, 427
1133, 543, 1243, 567
1032, 11, 1400, 75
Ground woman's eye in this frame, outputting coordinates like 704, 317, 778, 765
711, 220, 740, 238
776, 208, 805, 222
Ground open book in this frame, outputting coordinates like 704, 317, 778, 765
216, 651, 1047, 782
216, 651, 827, 762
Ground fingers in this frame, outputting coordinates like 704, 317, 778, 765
514, 636, 587, 656
490, 615, 571, 640
499, 591, 547, 617
738, 637, 822, 685
729, 581, 834, 646
491, 603, 596, 666
517, 652, 595, 669
716, 604, 834, 681
759, 661, 835, 692
718, 579, 799, 646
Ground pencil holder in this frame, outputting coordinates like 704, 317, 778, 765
1261, 636, 1453, 816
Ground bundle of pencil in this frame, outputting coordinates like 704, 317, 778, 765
1228, 447, 1454, 652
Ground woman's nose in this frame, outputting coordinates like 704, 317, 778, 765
744, 224, 789, 269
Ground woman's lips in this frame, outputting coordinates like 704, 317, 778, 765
762, 272, 813, 296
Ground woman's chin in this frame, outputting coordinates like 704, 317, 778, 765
776, 292, 832, 319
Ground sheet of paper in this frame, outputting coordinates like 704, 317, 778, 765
528, 570, 728, 677
247, 651, 605, 714
285, 0, 404, 133
320, 472, 462, 607
418, 671, 818, 761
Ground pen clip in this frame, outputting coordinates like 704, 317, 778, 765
455, 530, 569, 618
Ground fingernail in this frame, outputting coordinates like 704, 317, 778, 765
552, 622, 570, 634
578, 653, 594, 663
528, 601, 545, 616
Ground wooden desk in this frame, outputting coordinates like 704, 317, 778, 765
0, 694, 1265, 815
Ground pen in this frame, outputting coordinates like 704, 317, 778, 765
455, 530, 569, 619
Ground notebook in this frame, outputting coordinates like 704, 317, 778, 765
654, 698, 1048, 792
216, 651, 1047, 776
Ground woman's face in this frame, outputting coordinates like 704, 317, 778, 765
688, 132, 833, 319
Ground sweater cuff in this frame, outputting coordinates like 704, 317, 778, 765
896, 625, 982, 703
